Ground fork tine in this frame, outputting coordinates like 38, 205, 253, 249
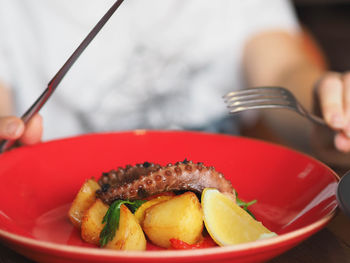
223, 86, 286, 100
225, 92, 288, 103
227, 103, 295, 114
227, 97, 292, 107
223, 86, 328, 127
224, 86, 297, 114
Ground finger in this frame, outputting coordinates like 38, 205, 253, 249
342, 72, 350, 136
334, 132, 350, 153
317, 73, 345, 129
19, 114, 43, 145
0, 116, 25, 140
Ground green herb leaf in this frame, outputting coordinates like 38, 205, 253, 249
99, 199, 146, 247
236, 194, 257, 219
127, 199, 146, 213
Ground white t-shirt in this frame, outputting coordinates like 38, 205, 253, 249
0, 0, 299, 140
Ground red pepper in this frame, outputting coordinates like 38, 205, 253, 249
169, 237, 217, 250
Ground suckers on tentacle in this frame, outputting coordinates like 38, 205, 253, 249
96, 160, 235, 205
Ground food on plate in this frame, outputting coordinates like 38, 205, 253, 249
142, 191, 203, 248
68, 179, 100, 228
96, 160, 235, 204
68, 160, 276, 251
202, 188, 276, 246
169, 236, 217, 249
81, 199, 109, 245
98, 199, 146, 248
134, 194, 174, 223
104, 204, 147, 250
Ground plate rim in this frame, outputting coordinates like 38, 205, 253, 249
0, 129, 343, 175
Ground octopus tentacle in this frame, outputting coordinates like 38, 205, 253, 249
98, 161, 161, 188
96, 160, 235, 204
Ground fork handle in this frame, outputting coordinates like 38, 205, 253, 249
305, 113, 327, 127
0, 0, 125, 154
0, 140, 14, 153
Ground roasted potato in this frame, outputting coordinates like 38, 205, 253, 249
142, 191, 203, 248
81, 199, 109, 245
68, 179, 101, 228
143, 191, 176, 201
134, 195, 174, 224
105, 204, 147, 251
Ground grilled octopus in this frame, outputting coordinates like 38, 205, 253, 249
96, 159, 235, 204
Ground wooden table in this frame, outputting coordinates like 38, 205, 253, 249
1, 210, 349, 263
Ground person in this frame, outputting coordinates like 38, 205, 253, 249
0, 0, 349, 158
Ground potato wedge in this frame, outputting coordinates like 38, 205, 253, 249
142, 191, 203, 248
105, 204, 146, 251
144, 191, 176, 201
68, 179, 101, 228
81, 199, 109, 245
134, 195, 174, 224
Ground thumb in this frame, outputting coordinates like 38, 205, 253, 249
0, 116, 25, 140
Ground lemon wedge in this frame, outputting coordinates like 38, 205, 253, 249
201, 188, 276, 246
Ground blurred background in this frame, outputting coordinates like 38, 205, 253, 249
293, 0, 350, 71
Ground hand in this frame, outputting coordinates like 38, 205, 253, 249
314, 72, 350, 153
0, 114, 43, 148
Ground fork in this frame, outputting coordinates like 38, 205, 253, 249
0, 0, 125, 153
224, 86, 350, 218
223, 86, 326, 126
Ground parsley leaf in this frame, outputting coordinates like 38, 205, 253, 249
236, 195, 257, 219
99, 199, 146, 247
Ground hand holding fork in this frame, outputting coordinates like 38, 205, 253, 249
224, 76, 350, 154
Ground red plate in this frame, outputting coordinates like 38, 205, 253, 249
0, 130, 338, 263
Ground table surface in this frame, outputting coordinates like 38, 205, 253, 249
1, 210, 349, 263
